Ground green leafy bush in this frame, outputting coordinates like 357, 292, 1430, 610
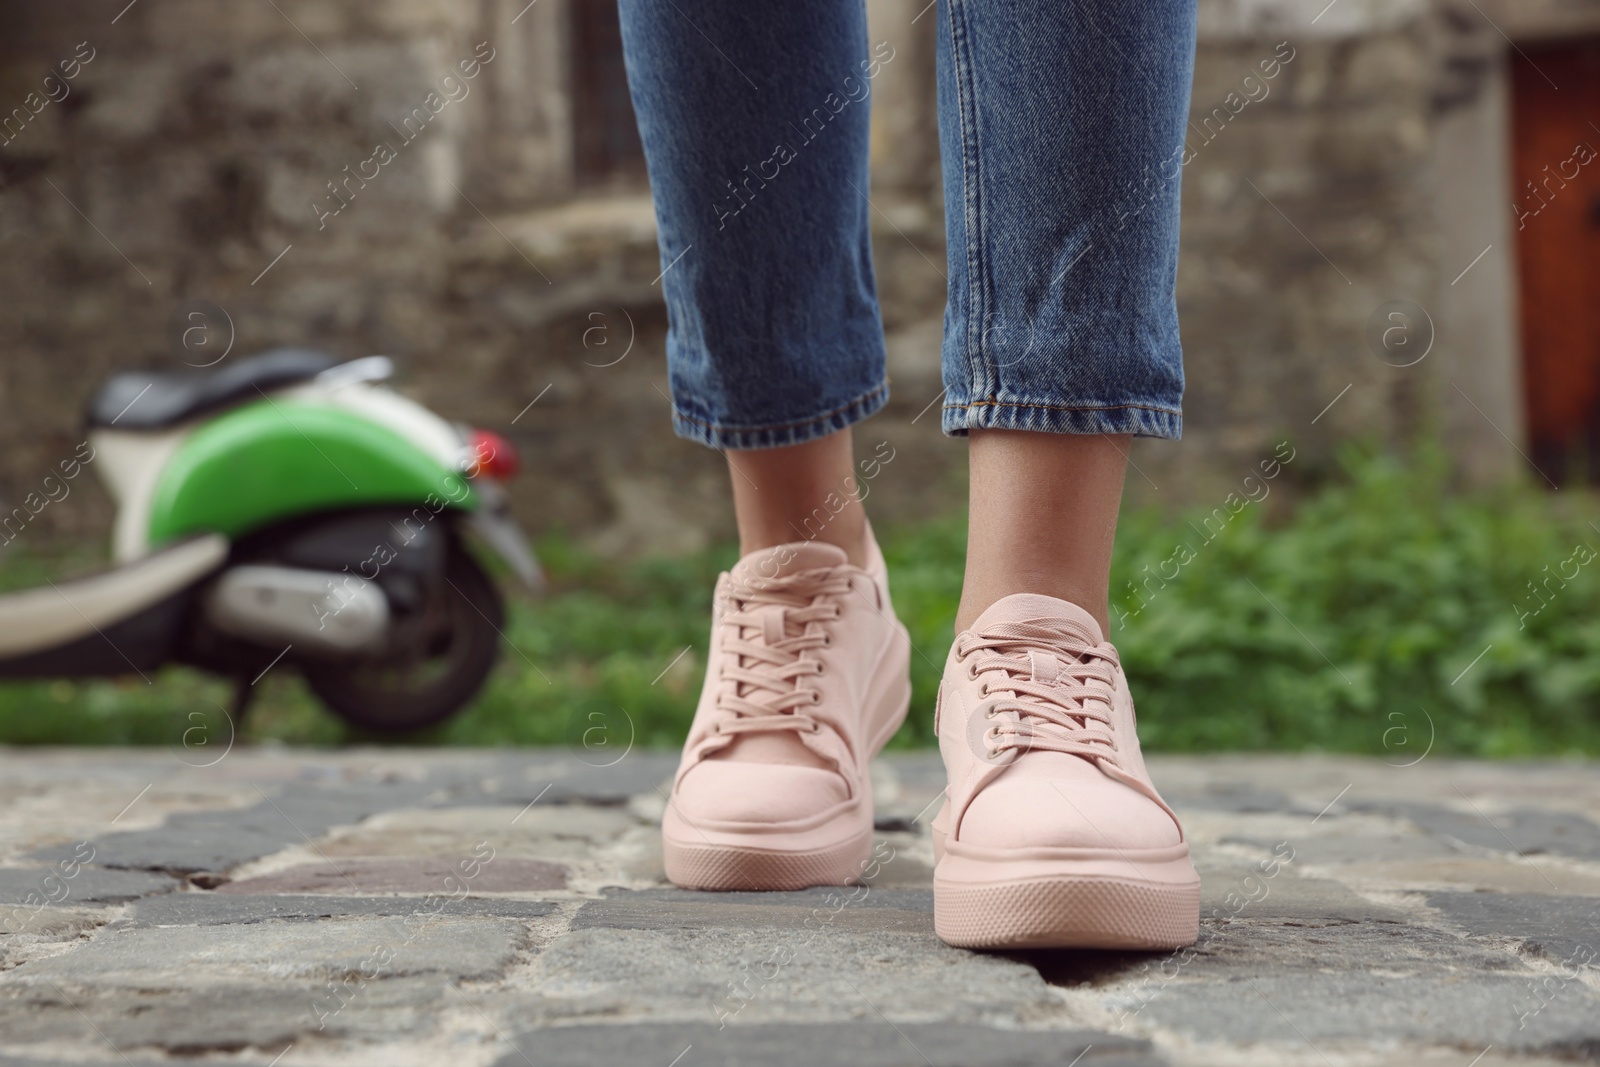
1105, 446, 1600, 756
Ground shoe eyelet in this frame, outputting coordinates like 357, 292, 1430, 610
815, 663, 827, 676
966, 662, 979, 680
978, 683, 990, 697
820, 634, 833, 648
808, 721, 822, 734
985, 708, 997, 720
808, 690, 822, 704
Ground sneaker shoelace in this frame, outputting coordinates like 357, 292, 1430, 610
712, 567, 853, 737
958, 618, 1120, 764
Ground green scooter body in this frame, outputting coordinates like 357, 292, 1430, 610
146, 398, 477, 547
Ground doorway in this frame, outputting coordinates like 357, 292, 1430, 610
1510, 38, 1600, 485
569, 0, 647, 187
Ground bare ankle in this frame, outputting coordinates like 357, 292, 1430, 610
726, 429, 874, 568
958, 429, 1127, 636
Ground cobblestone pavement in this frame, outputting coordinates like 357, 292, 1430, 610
0, 747, 1597, 1066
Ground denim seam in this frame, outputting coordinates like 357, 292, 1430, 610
943, 399, 1182, 417
943, 398, 1183, 440
672, 378, 890, 436
947, 0, 988, 400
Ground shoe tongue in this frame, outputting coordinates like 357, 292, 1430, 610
970, 593, 1105, 647
729, 541, 849, 589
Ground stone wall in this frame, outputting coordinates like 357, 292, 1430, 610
0, 0, 1545, 561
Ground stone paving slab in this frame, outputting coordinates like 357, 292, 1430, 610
217, 855, 569, 894
120, 893, 559, 927
14, 916, 528, 985
0, 867, 179, 909
1348, 800, 1600, 860
491, 1022, 1159, 1066
1427, 890, 1600, 965
0, 748, 1596, 1066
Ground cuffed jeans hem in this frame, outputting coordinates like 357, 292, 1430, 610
940, 398, 1182, 441
672, 379, 890, 451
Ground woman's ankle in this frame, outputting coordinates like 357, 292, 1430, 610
726, 428, 872, 568
957, 429, 1128, 634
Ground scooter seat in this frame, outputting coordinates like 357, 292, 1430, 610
0, 535, 229, 661
85, 348, 337, 431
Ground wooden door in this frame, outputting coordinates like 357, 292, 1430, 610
1511, 39, 1600, 485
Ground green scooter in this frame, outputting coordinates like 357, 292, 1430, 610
0, 349, 541, 731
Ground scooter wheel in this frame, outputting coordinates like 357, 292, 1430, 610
303, 542, 503, 732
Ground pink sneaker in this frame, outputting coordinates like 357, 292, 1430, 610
662, 531, 911, 890
931, 593, 1199, 949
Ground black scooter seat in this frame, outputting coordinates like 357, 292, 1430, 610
85, 348, 337, 431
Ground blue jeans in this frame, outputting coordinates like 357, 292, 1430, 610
618, 0, 1197, 449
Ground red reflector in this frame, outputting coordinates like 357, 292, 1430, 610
466, 429, 519, 480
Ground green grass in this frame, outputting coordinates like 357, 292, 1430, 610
2, 444, 1598, 756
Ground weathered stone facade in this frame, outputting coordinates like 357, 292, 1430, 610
0, 0, 1575, 558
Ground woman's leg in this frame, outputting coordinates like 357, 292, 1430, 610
727, 429, 869, 568
930, 0, 1202, 950
957, 431, 1129, 634
617, 0, 889, 455
935, 0, 1196, 634
619, 0, 912, 890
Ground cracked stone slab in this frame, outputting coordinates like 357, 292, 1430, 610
312, 804, 639, 862
1156, 916, 1524, 973
0, 907, 103, 941
573, 888, 934, 934
432, 752, 678, 806
1194, 859, 1408, 923
1126, 970, 1600, 1053
1039, 917, 1537, 1026
1349, 801, 1600, 860
1335, 857, 1600, 895
1084, 917, 1600, 1052
1162, 786, 1292, 814
591, 886, 936, 910
521, 925, 1056, 1026
28, 781, 439, 875
0, 908, 105, 971
491, 1022, 1163, 1066
0, 976, 449, 1050
0, 867, 179, 907
1427, 891, 1600, 965
9, 915, 526, 986
217, 855, 567, 894
119, 892, 559, 927
1219, 830, 1463, 867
